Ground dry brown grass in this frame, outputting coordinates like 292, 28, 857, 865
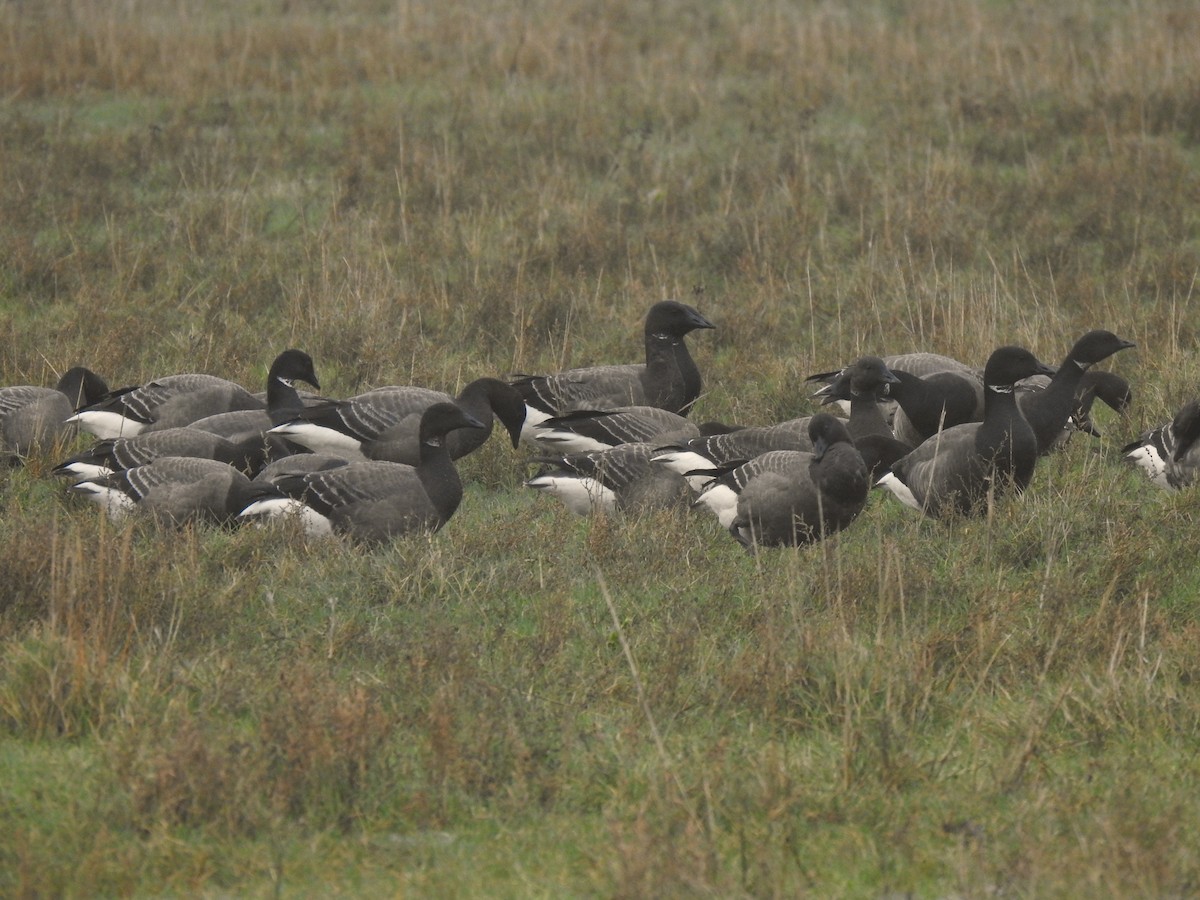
3, 0, 1200, 895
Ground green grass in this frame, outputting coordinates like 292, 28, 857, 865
3, 0, 1200, 895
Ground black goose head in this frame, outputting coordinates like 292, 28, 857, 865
1071, 371, 1134, 437
474, 378, 527, 448
1067, 330, 1136, 369
644, 300, 716, 340
816, 356, 899, 405
268, 349, 321, 391
57, 367, 110, 410
983, 346, 1056, 392
419, 402, 486, 447
808, 413, 854, 461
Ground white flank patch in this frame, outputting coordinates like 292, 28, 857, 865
518, 405, 554, 445
1124, 445, 1172, 491
66, 411, 146, 440
650, 450, 718, 492
267, 422, 364, 457
693, 483, 739, 529
529, 427, 613, 454
525, 474, 616, 516
238, 497, 335, 536
71, 482, 137, 520
875, 472, 922, 511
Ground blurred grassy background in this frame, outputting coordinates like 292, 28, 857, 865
3, 0, 1200, 895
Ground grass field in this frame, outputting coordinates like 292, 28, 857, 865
3, 0, 1200, 895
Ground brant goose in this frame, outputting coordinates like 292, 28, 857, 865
887, 369, 984, 446
510, 300, 715, 441
1123, 400, 1200, 490
653, 420, 815, 493
876, 346, 1055, 517
660, 357, 898, 492
53, 427, 269, 482
728, 414, 869, 550
252, 452, 350, 486
186, 349, 322, 445
267, 377, 524, 466
0, 366, 108, 462
69, 456, 260, 527
1054, 370, 1132, 449
525, 442, 691, 515
528, 406, 699, 453
66, 350, 319, 440
810, 356, 902, 441
1016, 330, 1135, 455
240, 402, 484, 542
812, 358, 913, 480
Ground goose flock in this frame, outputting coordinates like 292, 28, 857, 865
0, 299, 1185, 550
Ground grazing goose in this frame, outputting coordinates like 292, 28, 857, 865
53, 427, 270, 482
657, 358, 896, 492
69, 456, 259, 527
510, 300, 715, 441
66, 349, 319, 440
875, 346, 1056, 517
809, 356, 901, 441
267, 377, 524, 466
1123, 400, 1200, 490
529, 406, 698, 453
525, 442, 691, 515
0, 366, 109, 462
1056, 370, 1132, 449
812, 358, 913, 479
888, 369, 985, 446
186, 348, 322, 444
1016, 330, 1135, 455
728, 414, 870, 550
240, 402, 484, 542
652, 417, 818, 493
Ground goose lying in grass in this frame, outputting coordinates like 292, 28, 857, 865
0, 367, 109, 463
66, 350, 319, 440
728, 414, 870, 550
267, 377, 524, 465
1123, 399, 1200, 490
875, 346, 1056, 517
240, 402, 484, 542
510, 300, 715, 442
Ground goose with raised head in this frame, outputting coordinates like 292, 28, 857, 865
510, 300, 715, 441
186, 352, 321, 451
876, 346, 1056, 517
241, 402, 485, 542
66, 349, 319, 440
1016, 330, 1135, 455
